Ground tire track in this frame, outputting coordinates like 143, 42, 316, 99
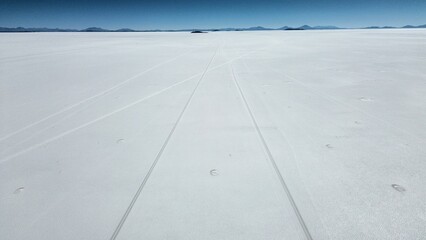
0, 46, 201, 142
0, 74, 196, 163
0, 44, 274, 163
230, 66, 314, 240
109, 44, 220, 240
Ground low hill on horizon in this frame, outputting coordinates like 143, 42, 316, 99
1, 24, 426, 33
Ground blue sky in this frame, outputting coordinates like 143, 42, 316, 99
1, 0, 426, 29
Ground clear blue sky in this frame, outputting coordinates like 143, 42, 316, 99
1, 0, 426, 29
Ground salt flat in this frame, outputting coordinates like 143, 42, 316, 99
1, 30, 425, 240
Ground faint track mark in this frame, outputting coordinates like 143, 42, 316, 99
109, 44, 220, 240
264, 65, 425, 145
230, 66, 313, 240
1, 44, 275, 163
0, 47, 201, 143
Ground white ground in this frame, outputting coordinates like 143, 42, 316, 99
1, 30, 426, 240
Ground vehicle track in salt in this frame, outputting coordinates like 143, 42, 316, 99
0, 46, 202, 143
0, 44, 276, 163
108, 44, 220, 240
230, 66, 314, 240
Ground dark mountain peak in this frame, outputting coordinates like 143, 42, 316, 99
246, 26, 273, 30
277, 26, 289, 30
300, 25, 313, 29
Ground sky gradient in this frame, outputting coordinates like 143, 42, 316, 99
1, 0, 426, 29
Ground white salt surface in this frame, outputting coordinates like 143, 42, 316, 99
1, 30, 426, 240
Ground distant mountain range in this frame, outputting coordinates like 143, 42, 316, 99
364, 24, 426, 29
1, 24, 426, 33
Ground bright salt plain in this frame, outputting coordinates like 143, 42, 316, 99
1, 30, 425, 240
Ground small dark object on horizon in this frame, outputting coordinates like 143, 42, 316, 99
191, 30, 207, 33
285, 27, 305, 31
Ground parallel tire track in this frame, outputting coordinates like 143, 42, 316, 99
0, 47, 200, 142
109, 45, 220, 240
0, 45, 272, 163
230, 66, 313, 240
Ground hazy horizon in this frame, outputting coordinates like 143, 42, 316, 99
1, 0, 426, 30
